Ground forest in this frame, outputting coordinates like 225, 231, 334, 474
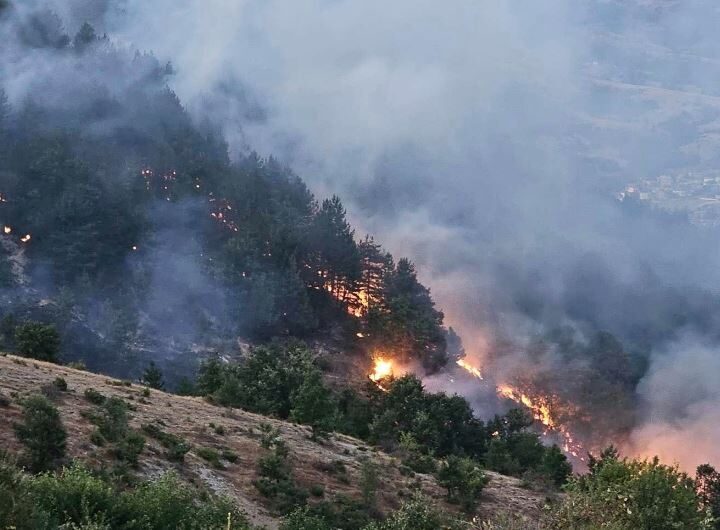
2, 5, 720, 530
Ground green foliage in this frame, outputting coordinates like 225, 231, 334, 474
436, 456, 488, 513
84, 388, 106, 405
52, 376, 68, 391
254, 435, 307, 514
14, 394, 67, 472
141, 423, 191, 462
697, 464, 720, 529
360, 459, 380, 508
281, 508, 332, 530
114, 432, 145, 467
553, 451, 710, 530
195, 447, 224, 469
3, 463, 251, 530
398, 432, 437, 474
289, 369, 336, 439
364, 496, 456, 530
95, 397, 128, 442
141, 362, 165, 390
15, 323, 61, 362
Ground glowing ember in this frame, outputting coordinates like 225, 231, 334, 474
20, 234, 31, 243
369, 357, 394, 386
356, 332, 365, 338
456, 358, 484, 379
3, 226, 10, 234
132, 245, 138, 251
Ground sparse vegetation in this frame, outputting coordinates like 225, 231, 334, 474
196, 446, 224, 469
141, 422, 191, 462
84, 388, 105, 405
14, 394, 67, 472
52, 377, 68, 391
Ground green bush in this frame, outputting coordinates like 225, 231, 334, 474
195, 447, 224, 469
281, 508, 331, 530
96, 397, 128, 442
552, 452, 710, 530
141, 423, 190, 462
436, 456, 488, 513
52, 377, 68, 391
114, 432, 145, 467
364, 496, 455, 530
84, 388, 106, 405
15, 323, 60, 362
14, 394, 67, 472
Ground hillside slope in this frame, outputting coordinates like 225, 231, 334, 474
0, 354, 548, 528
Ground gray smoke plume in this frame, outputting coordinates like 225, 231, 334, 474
5, 0, 720, 467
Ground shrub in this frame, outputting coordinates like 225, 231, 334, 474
553, 452, 709, 530
14, 394, 67, 472
52, 377, 68, 391
67, 361, 87, 371
84, 388, 105, 405
222, 449, 239, 463
360, 459, 379, 508
114, 432, 145, 467
364, 496, 454, 530
281, 508, 331, 530
96, 397, 128, 442
141, 423, 190, 462
15, 323, 60, 362
436, 456, 488, 513
0, 392, 9, 407
196, 447, 224, 469
255, 438, 307, 513
29, 464, 115, 527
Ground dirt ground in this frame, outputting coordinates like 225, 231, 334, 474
0, 353, 549, 528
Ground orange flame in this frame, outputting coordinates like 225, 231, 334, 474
456, 358, 484, 379
454, 360, 585, 461
369, 357, 394, 384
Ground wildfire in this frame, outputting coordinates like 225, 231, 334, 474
456, 358, 484, 379
496, 383, 585, 460
20, 234, 31, 243
369, 356, 394, 389
454, 359, 586, 461
3, 226, 10, 234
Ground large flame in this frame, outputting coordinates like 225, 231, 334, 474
369, 356, 394, 385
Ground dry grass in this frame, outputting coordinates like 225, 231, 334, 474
0, 353, 548, 528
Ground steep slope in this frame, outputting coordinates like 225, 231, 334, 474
0, 354, 549, 528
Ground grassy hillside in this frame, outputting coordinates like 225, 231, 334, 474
0, 354, 548, 529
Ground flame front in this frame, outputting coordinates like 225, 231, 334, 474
456, 358, 483, 379
455, 359, 586, 461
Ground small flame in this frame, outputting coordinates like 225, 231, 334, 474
131, 245, 138, 251
20, 234, 31, 243
3, 226, 11, 234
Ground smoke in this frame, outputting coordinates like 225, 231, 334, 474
5, 0, 720, 465
628, 336, 720, 471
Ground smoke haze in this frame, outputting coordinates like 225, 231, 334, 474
4, 0, 720, 468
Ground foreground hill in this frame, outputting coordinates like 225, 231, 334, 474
0, 354, 548, 528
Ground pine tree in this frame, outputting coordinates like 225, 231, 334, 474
141, 361, 165, 390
